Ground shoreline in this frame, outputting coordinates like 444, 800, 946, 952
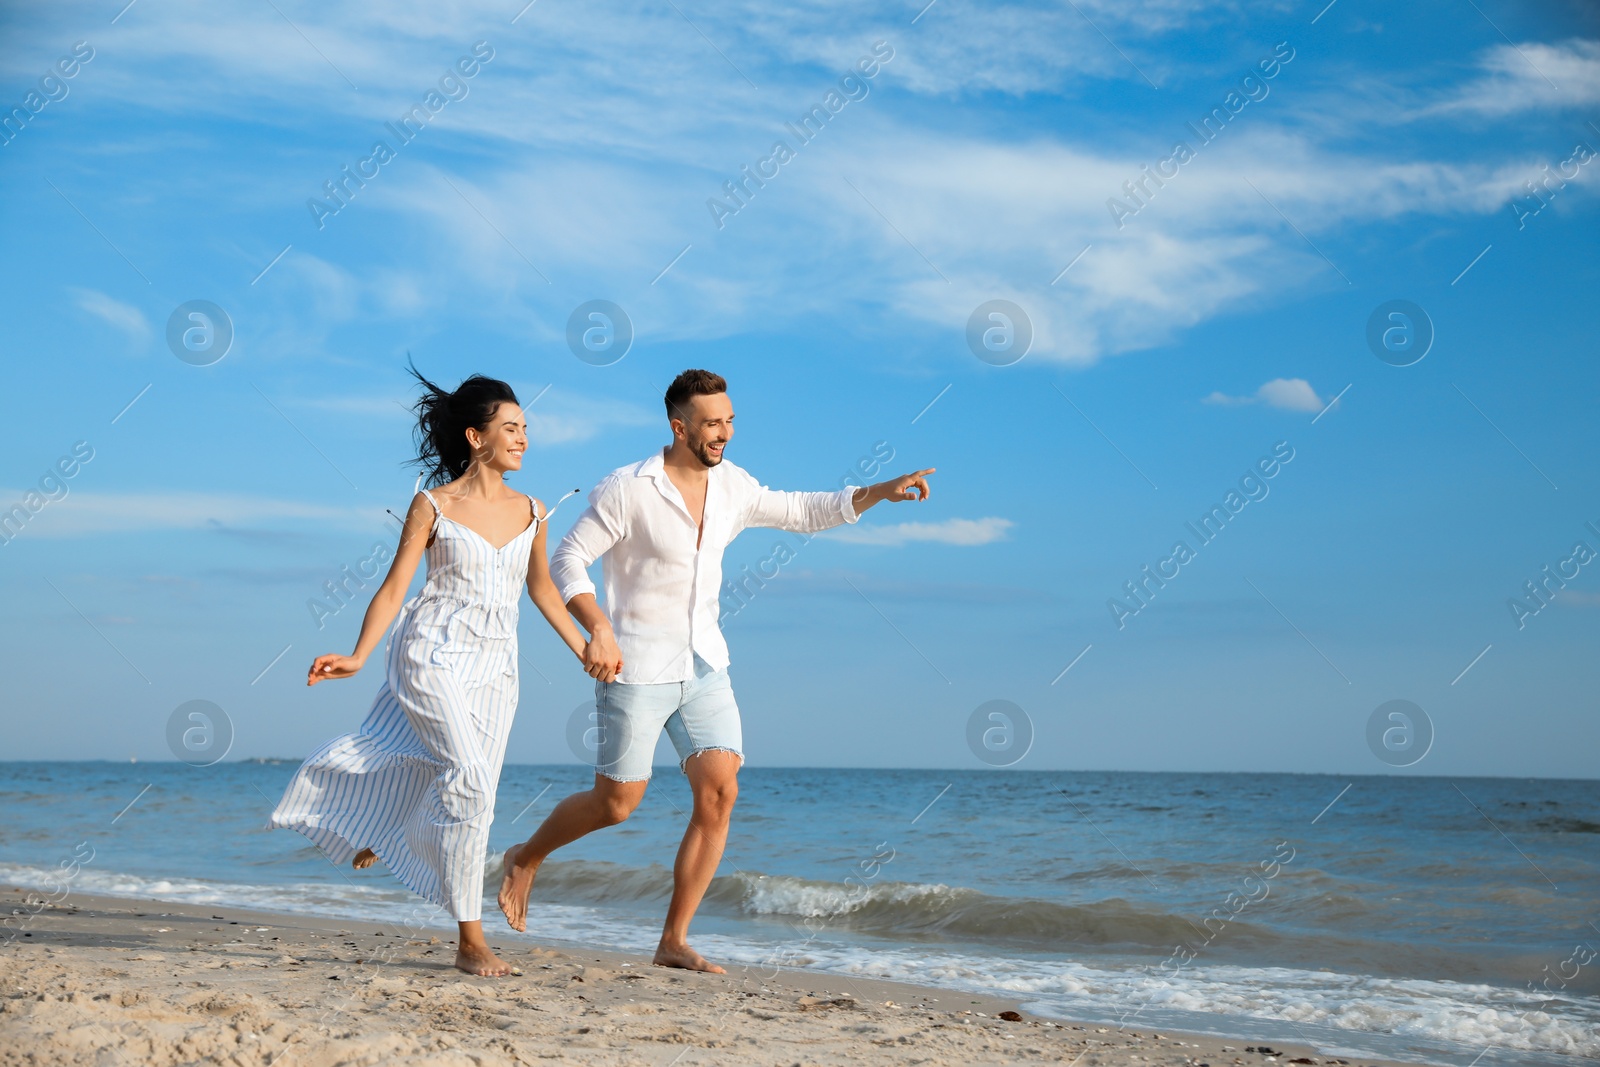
1, 887, 1435, 1067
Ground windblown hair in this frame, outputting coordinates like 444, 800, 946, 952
664, 368, 727, 424
407, 358, 519, 488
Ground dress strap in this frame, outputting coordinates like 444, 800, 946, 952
413, 474, 442, 528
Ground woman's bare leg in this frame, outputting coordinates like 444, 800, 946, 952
454, 919, 515, 976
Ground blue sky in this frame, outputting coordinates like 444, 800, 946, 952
1, 0, 1596, 776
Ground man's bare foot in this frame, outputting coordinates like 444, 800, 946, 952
352, 848, 377, 869
454, 943, 518, 977
653, 942, 725, 974
497, 844, 542, 932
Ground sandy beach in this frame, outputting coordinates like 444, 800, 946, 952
0, 888, 1435, 1067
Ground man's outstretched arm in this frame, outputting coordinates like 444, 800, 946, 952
742, 468, 937, 533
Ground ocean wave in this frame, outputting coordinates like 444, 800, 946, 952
681, 936, 1600, 1063
1532, 816, 1600, 834
725, 870, 1226, 949
0, 861, 656, 950
1012, 966, 1600, 1063
0, 862, 431, 925
530, 859, 1279, 951
517, 861, 1531, 990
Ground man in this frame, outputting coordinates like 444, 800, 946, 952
498, 368, 934, 972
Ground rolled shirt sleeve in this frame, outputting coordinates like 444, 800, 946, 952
551, 478, 627, 605
840, 484, 860, 524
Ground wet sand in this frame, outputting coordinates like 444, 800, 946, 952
1, 888, 1430, 1067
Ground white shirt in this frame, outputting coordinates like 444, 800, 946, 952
551, 449, 860, 683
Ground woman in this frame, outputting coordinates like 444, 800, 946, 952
270, 367, 601, 976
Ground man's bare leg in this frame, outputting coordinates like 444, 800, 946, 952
654, 750, 739, 974
498, 774, 647, 932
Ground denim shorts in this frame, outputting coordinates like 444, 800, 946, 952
592, 654, 743, 782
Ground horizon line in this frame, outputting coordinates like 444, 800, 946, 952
1, 758, 1594, 783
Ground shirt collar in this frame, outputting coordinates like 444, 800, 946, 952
639, 447, 671, 492
640, 446, 728, 483
640, 447, 701, 522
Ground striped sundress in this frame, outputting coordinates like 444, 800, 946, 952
269, 486, 539, 922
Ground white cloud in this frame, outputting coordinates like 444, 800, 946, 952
23, 3, 1590, 371
261, 68, 1576, 372
386, 118, 1528, 367
50, 1, 1268, 128
71, 289, 150, 346
1204, 378, 1324, 412
826, 517, 1014, 547
750, 123, 1531, 363
1428, 39, 1600, 117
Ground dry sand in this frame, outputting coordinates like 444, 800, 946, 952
1, 888, 1431, 1067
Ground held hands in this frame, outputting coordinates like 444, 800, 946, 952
308, 653, 363, 686
582, 627, 624, 683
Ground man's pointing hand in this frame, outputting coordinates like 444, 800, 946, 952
853, 468, 936, 513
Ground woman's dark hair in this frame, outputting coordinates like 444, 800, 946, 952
407, 358, 519, 487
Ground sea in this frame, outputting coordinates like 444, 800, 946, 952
2, 761, 1596, 1067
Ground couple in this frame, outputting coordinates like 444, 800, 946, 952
271, 367, 933, 976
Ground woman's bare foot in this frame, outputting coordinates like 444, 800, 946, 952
653, 941, 725, 974
352, 848, 377, 869
454, 943, 518, 977
497, 844, 542, 932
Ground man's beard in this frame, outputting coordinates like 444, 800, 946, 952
689, 433, 725, 467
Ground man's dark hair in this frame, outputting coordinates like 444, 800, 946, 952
664, 369, 727, 423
